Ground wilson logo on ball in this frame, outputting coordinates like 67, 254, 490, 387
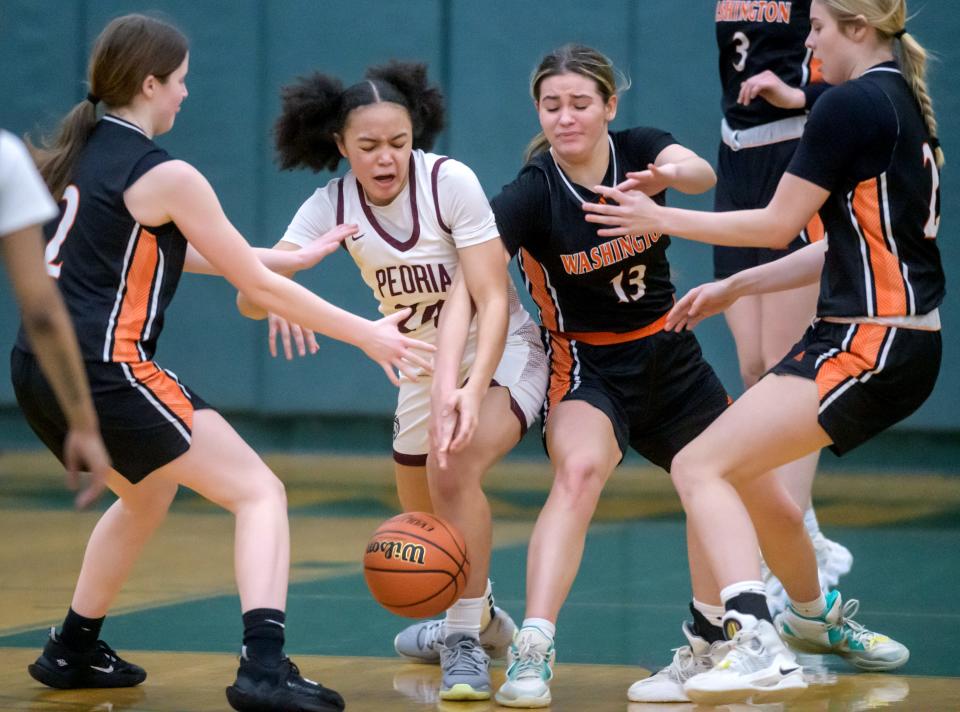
363, 511, 470, 618
366, 540, 426, 565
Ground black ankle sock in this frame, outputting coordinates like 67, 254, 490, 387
60, 608, 104, 652
688, 602, 725, 644
242, 608, 286, 666
724, 592, 773, 626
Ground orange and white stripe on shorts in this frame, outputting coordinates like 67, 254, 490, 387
815, 323, 897, 414
121, 361, 194, 444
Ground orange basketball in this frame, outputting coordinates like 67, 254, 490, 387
363, 512, 470, 618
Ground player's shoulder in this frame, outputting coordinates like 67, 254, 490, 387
813, 77, 890, 119
494, 160, 549, 206
419, 151, 479, 184
134, 159, 202, 188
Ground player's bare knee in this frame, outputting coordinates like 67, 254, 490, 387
244, 468, 287, 512
427, 463, 478, 505
552, 458, 608, 507
670, 448, 716, 500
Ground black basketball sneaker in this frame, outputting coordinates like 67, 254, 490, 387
226, 648, 345, 712
27, 627, 146, 688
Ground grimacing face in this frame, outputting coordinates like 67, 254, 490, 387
536, 71, 617, 165
337, 102, 413, 206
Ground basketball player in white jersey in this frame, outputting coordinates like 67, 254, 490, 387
238, 61, 548, 702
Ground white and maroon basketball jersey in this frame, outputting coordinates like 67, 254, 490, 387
282, 149, 533, 348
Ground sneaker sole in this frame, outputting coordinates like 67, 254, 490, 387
780, 633, 910, 671
28, 662, 77, 690
494, 691, 552, 708
28, 661, 146, 689
226, 685, 343, 712
686, 673, 807, 705
439, 683, 491, 701
845, 649, 910, 672
627, 689, 691, 703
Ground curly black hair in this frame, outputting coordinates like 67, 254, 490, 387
274, 60, 445, 173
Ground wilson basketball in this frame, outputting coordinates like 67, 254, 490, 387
363, 512, 470, 618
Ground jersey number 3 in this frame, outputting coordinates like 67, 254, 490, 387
45, 185, 79, 278
732, 31, 750, 72
610, 265, 647, 303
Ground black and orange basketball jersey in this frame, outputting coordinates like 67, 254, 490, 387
492, 128, 676, 335
16, 116, 186, 362
716, 0, 816, 129
787, 63, 945, 318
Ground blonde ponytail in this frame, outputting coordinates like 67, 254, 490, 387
897, 32, 944, 167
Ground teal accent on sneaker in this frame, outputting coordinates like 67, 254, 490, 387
495, 632, 556, 708
776, 590, 910, 671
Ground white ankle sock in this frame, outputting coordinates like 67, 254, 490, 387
804, 507, 822, 538
520, 618, 555, 648
720, 580, 766, 603
445, 596, 485, 638
480, 579, 494, 629
791, 593, 827, 618
693, 598, 726, 628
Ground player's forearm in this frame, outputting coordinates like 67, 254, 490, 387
658, 205, 795, 248
670, 156, 717, 195
432, 274, 475, 394
463, 293, 508, 400
242, 269, 371, 347
187, 244, 307, 276
727, 240, 826, 297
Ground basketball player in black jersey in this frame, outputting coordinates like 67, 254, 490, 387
715, 0, 853, 615
13, 14, 432, 712
487, 44, 725, 708
585, 0, 936, 701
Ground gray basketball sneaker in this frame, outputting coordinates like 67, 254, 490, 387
393, 606, 516, 663
438, 633, 491, 700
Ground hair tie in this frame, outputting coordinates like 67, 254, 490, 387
930, 136, 941, 150
86, 92, 101, 106
893, 28, 907, 39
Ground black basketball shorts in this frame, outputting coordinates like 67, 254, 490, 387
11, 347, 212, 483
544, 328, 730, 470
770, 321, 941, 455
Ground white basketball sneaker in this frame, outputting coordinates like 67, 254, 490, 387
776, 589, 909, 671
628, 622, 730, 702
495, 627, 555, 708
683, 611, 807, 705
